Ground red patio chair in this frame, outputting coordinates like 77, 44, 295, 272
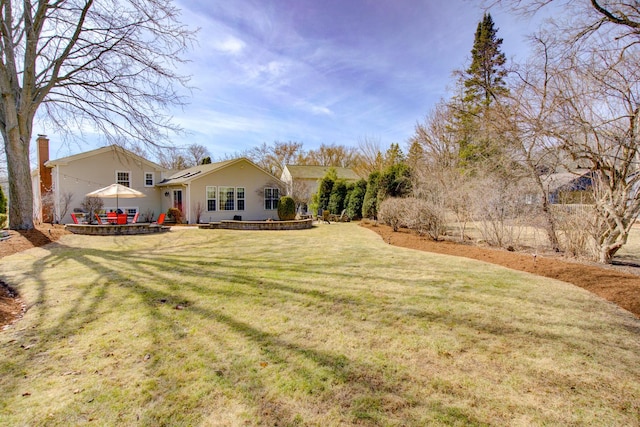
107, 212, 117, 224
95, 213, 104, 224
70, 213, 79, 224
117, 213, 127, 225
153, 213, 166, 225
131, 212, 139, 224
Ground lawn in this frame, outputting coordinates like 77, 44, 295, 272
1, 223, 639, 426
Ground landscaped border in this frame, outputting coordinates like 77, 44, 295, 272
200, 219, 313, 231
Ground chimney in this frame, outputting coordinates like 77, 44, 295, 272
37, 135, 54, 223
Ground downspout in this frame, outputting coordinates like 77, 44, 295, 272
185, 183, 190, 224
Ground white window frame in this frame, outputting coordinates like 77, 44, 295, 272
116, 170, 131, 187
237, 187, 245, 211
264, 187, 279, 210
206, 186, 217, 211
219, 186, 235, 211
144, 172, 154, 187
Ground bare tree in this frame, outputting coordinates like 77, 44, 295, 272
353, 136, 384, 177
81, 196, 104, 225
187, 144, 210, 166
410, 101, 460, 170
58, 191, 74, 224
305, 143, 358, 168
286, 179, 312, 213
0, 0, 195, 230
193, 201, 204, 224
493, 35, 565, 251
551, 44, 640, 263
158, 148, 191, 171
245, 141, 305, 177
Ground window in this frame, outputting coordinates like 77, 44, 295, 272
144, 172, 154, 187
237, 187, 245, 211
219, 186, 235, 211
116, 171, 130, 187
206, 186, 217, 211
264, 188, 279, 210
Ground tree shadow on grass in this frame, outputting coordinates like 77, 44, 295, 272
1, 244, 479, 426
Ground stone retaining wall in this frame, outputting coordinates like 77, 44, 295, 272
65, 224, 171, 235
204, 219, 313, 231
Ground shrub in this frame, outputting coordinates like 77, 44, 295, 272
0, 213, 7, 229
378, 198, 404, 231
402, 198, 446, 240
277, 196, 296, 220
168, 207, 183, 224
378, 197, 445, 240
81, 196, 104, 224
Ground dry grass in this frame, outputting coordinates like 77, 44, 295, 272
0, 223, 639, 426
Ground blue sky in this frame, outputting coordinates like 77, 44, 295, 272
44, 0, 545, 161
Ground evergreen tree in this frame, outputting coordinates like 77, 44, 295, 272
362, 171, 381, 219
464, 13, 508, 107
0, 186, 6, 214
454, 13, 509, 167
328, 180, 348, 214
345, 179, 367, 220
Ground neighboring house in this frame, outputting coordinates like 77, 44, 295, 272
541, 169, 594, 204
42, 139, 169, 224
280, 165, 360, 212
522, 169, 594, 207
157, 157, 284, 223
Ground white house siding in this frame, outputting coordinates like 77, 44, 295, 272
160, 158, 283, 223
48, 147, 166, 224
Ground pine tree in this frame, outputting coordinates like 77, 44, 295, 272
464, 13, 508, 107
454, 13, 509, 167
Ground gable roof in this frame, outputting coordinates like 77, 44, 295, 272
158, 157, 278, 186
541, 169, 592, 193
284, 165, 360, 181
45, 144, 167, 171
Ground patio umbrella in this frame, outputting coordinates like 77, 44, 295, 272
86, 183, 145, 212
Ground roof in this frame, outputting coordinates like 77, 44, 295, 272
283, 165, 360, 181
541, 169, 592, 193
45, 145, 167, 171
158, 157, 277, 185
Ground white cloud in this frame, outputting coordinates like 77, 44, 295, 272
213, 36, 246, 55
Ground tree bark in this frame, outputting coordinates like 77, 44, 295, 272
4, 130, 34, 230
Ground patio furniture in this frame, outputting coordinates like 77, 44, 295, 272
71, 213, 80, 224
131, 212, 139, 224
117, 213, 127, 225
152, 213, 166, 225
95, 213, 104, 224
320, 210, 331, 224
107, 212, 117, 224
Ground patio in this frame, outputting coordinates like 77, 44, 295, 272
65, 223, 170, 235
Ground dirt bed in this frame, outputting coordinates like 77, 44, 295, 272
0, 224, 70, 329
1, 223, 639, 330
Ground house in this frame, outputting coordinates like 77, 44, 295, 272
157, 158, 284, 223
42, 138, 169, 224
280, 165, 360, 212
541, 169, 594, 204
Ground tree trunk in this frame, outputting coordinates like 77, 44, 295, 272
540, 194, 560, 252
3, 130, 34, 230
